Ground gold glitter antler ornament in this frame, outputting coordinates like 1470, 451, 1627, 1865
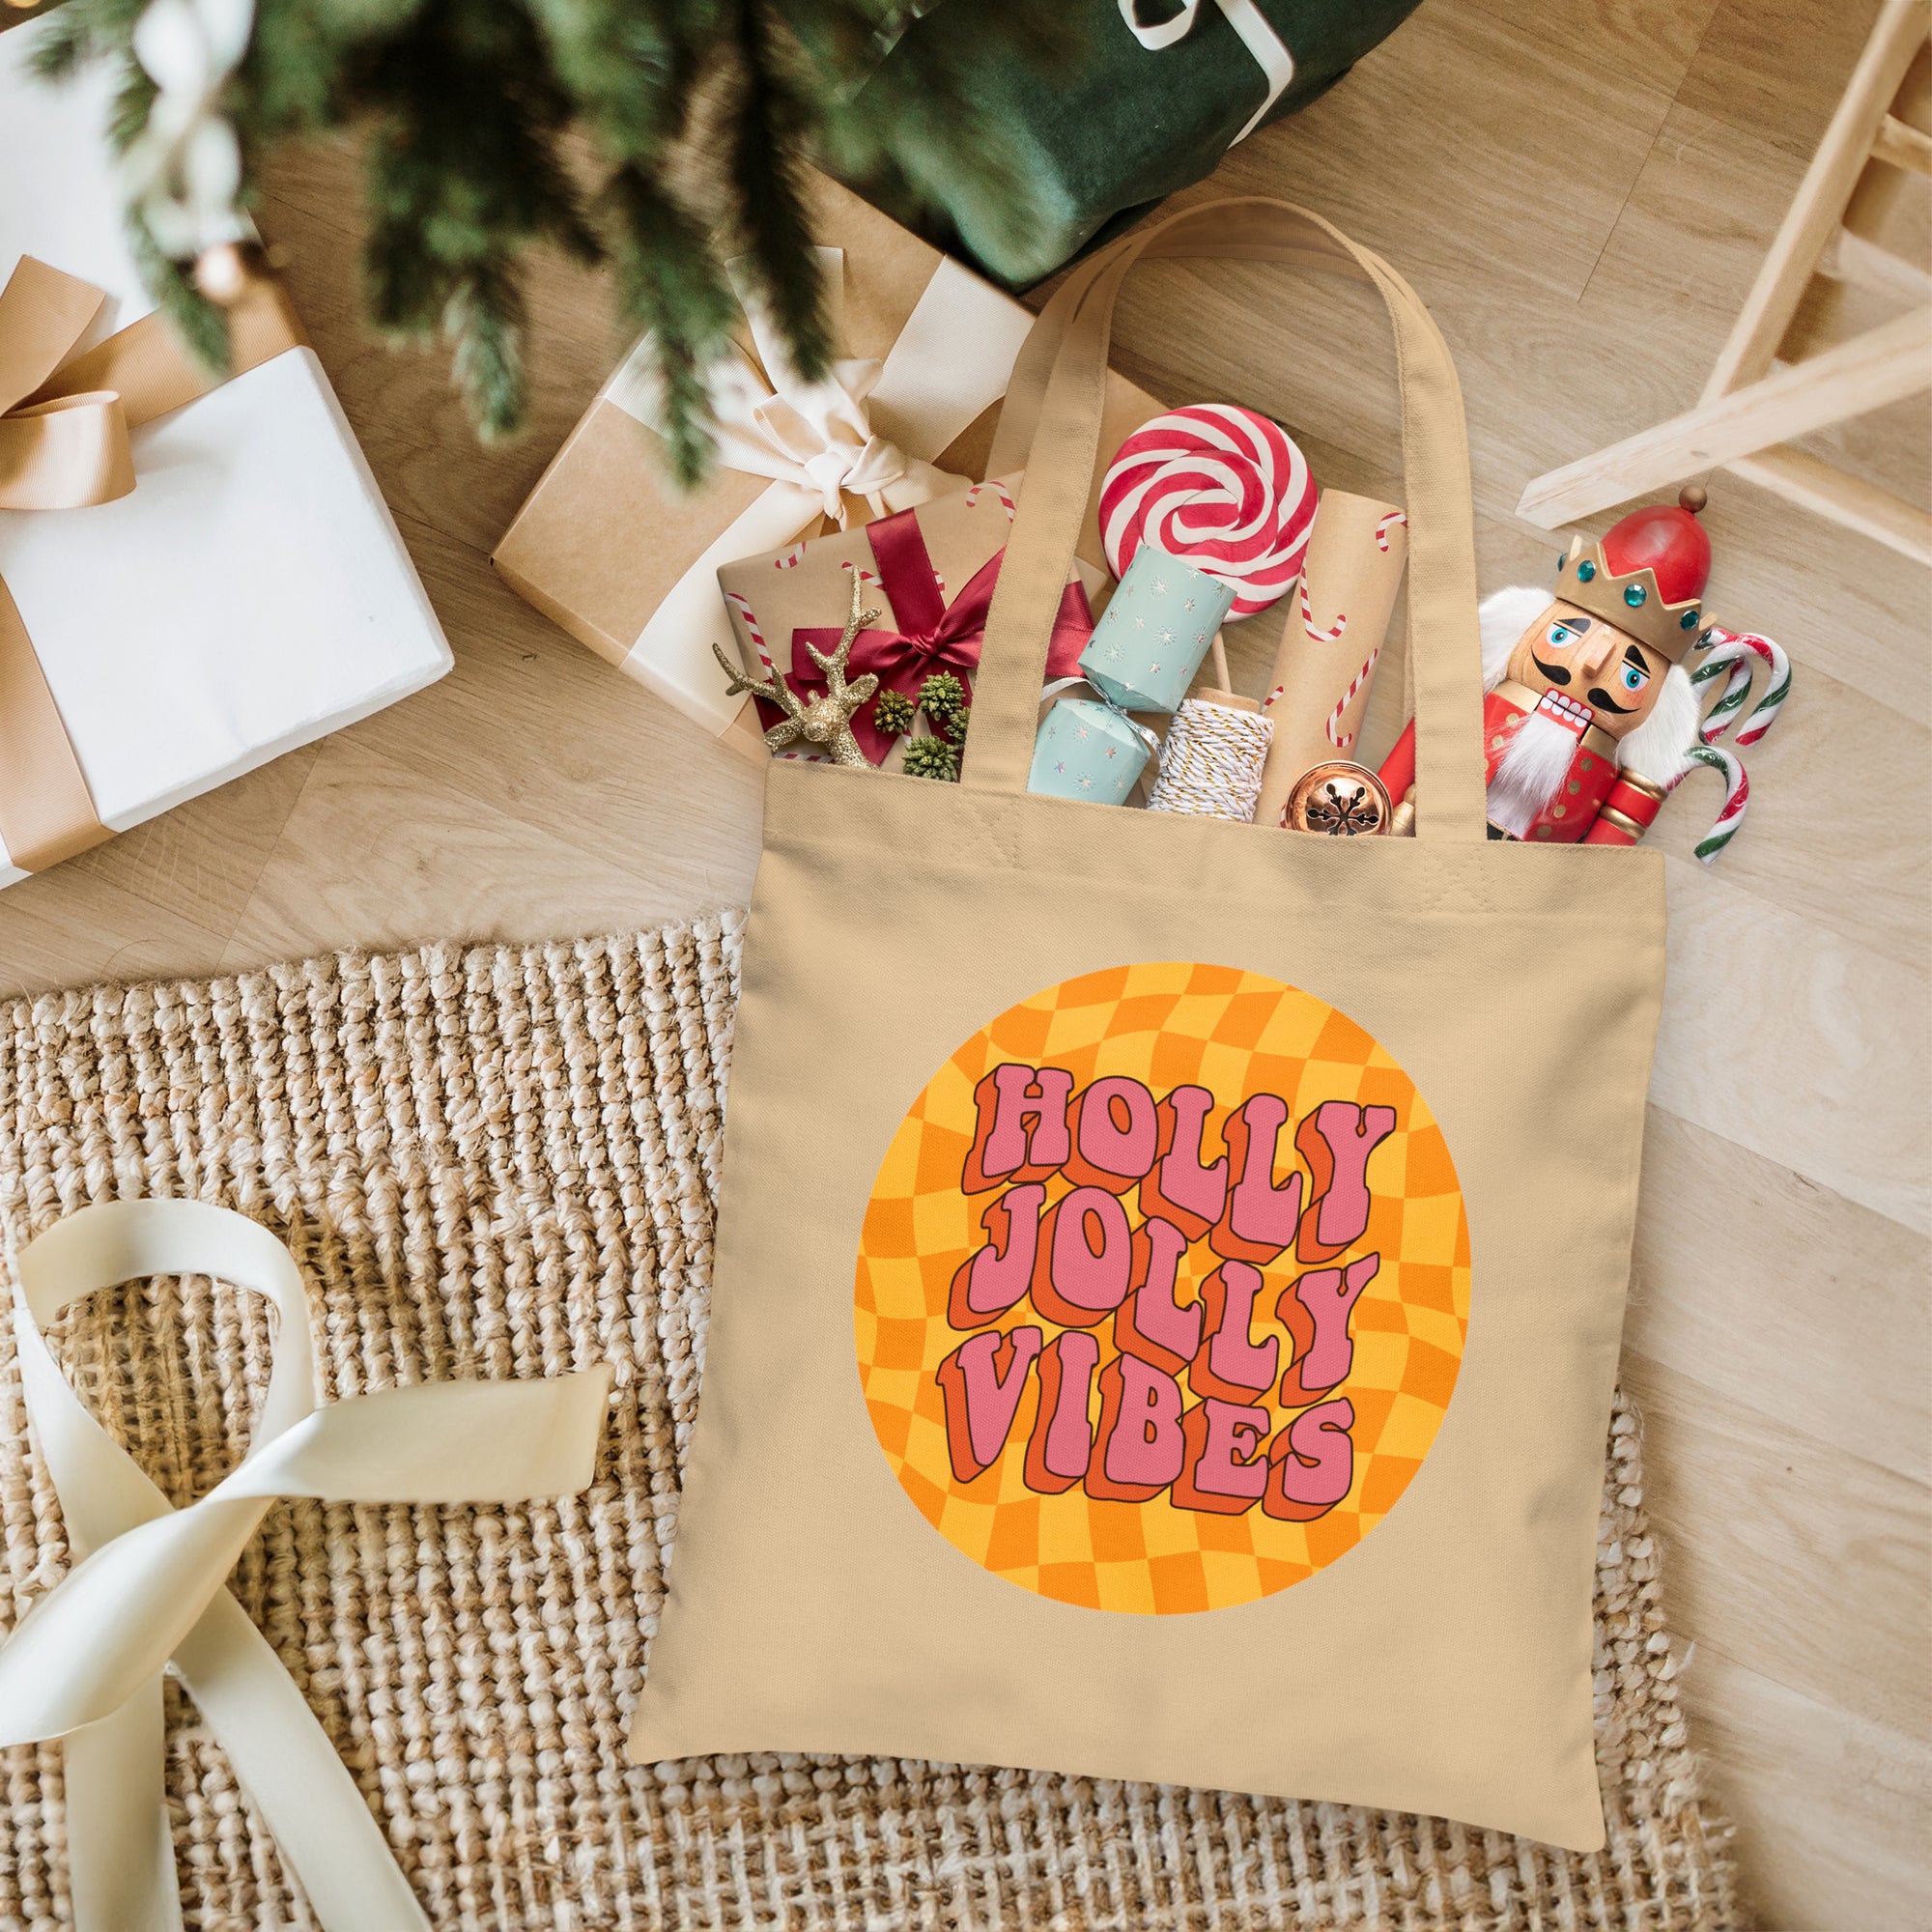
714, 573, 881, 768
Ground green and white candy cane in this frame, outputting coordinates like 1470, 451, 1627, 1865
1690, 625, 1791, 750
1670, 742, 1749, 865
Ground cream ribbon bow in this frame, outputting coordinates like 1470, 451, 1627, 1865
698, 264, 956, 524
1117, 0, 1296, 142
603, 244, 1032, 737
0, 1199, 613, 1932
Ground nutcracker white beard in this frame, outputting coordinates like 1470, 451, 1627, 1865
1488, 708, 1580, 838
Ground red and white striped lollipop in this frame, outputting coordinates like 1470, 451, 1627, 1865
1099, 404, 1317, 618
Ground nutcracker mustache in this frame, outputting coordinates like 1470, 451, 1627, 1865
1488, 708, 1579, 838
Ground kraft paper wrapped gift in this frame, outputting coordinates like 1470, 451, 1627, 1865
715, 479, 1097, 767
493, 172, 1164, 755
0, 19, 451, 890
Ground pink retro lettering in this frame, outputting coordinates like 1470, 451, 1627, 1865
1278, 1253, 1380, 1404
1064, 1076, 1159, 1193
937, 1326, 1044, 1483
1295, 1102, 1397, 1264
1188, 1261, 1281, 1404
947, 1182, 1045, 1330
1263, 1398, 1356, 1521
962, 1064, 1075, 1192
1023, 1330, 1102, 1494
1210, 1094, 1303, 1264
1088, 1355, 1186, 1500
1137, 1084, 1230, 1240
1115, 1214, 1204, 1374
1031, 1185, 1134, 1327
921, 1061, 1413, 1523
1172, 1398, 1270, 1515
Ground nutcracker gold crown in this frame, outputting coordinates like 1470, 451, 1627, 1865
1551, 486, 1714, 664
1554, 536, 1704, 662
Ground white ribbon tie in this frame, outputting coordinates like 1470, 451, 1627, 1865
0, 1198, 613, 1932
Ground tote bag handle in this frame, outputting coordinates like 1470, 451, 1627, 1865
966, 199, 1490, 844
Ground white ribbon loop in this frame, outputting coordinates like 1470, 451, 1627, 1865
621, 250, 952, 528
1118, 0, 1296, 143
2, 1198, 612, 1932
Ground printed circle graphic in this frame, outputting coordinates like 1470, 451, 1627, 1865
854, 962, 1469, 1614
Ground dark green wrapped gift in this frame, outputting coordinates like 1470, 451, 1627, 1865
811, 0, 1424, 289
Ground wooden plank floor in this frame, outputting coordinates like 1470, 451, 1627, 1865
4, 2, 1927, 1925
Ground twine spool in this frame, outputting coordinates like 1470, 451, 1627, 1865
1147, 695, 1272, 822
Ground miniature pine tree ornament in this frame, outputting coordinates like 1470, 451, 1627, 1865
713, 574, 880, 768
919, 671, 968, 741
872, 688, 916, 740
901, 737, 961, 782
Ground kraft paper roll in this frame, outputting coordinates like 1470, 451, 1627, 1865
1255, 491, 1408, 831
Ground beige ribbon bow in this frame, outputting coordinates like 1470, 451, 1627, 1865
616, 254, 958, 528
0, 1199, 613, 1932
0, 254, 304, 874
603, 244, 1032, 737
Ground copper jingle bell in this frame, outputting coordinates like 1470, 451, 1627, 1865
1284, 761, 1393, 837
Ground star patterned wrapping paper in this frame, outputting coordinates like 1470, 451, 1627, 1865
1026, 696, 1151, 802
1077, 546, 1233, 714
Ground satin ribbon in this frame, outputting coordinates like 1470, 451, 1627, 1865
1117, 0, 1297, 143
603, 245, 1033, 737
0, 254, 303, 873
786, 502, 1094, 765
0, 1198, 612, 1932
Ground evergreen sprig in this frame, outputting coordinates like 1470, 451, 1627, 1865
27, 0, 1077, 470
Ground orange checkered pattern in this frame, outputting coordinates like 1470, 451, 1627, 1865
855, 962, 1470, 1615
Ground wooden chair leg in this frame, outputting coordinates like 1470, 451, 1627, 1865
1516, 308, 1932, 527
1703, 0, 1930, 402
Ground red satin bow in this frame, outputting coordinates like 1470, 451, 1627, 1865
784, 501, 1093, 765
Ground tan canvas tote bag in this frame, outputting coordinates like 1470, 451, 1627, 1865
628, 200, 1666, 1853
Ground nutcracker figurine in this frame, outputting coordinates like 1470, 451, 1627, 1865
1380, 489, 1710, 842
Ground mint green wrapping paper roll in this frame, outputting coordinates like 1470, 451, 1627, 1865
1079, 547, 1230, 713
1028, 697, 1150, 802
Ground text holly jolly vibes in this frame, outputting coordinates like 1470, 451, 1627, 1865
941, 1063, 1397, 1522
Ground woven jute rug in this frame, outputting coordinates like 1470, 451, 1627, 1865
0, 911, 1742, 1931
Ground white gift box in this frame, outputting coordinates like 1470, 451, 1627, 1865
0, 17, 451, 889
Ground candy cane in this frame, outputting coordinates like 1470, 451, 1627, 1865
1690, 647, 1755, 746
967, 479, 1016, 524
1323, 644, 1382, 750
724, 591, 830, 761
1693, 625, 1790, 748
1263, 682, 1286, 712
1670, 743, 1748, 865
1296, 573, 1347, 644
1374, 509, 1407, 552
724, 590, 778, 679
774, 541, 809, 569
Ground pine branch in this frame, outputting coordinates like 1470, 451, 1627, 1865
24, 0, 1073, 468
603, 162, 737, 486
727, 0, 829, 385
356, 0, 597, 437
